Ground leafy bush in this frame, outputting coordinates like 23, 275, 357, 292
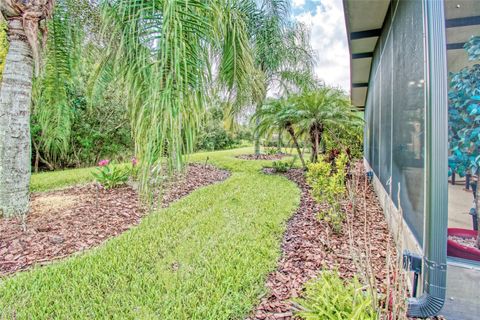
323, 122, 364, 160
92, 160, 130, 189
195, 107, 251, 151
294, 270, 377, 320
31, 52, 133, 170
306, 153, 348, 232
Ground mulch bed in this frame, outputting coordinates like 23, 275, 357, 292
0, 164, 229, 275
236, 154, 289, 161
248, 162, 394, 320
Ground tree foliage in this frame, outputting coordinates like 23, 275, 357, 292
2, 0, 320, 204
30, 0, 131, 170
195, 106, 250, 151
90, 0, 268, 197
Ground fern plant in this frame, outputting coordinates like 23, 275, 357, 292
293, 270, 377, 320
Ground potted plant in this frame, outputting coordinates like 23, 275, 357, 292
447, 36, 480, 260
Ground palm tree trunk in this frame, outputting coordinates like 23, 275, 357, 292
286, 125, 306, 169
277, 129, 282, 152
310, 127, 317, 163
310, 123, 323, 163
0, 19, 33, 217
318, 123, 324, 155
254, 103, 261, 155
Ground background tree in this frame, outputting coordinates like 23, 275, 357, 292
225, 0, 317, 155
195, 106, 250, 152
31, 0, 131, 170
0, 0, 54, 217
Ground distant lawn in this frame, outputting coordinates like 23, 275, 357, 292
30, 147, 299, 192
31, 166, 96, 192
1, 148, 300, 319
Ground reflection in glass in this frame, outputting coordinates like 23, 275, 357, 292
446, 0, 480, 261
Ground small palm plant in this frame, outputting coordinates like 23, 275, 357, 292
290, 88, 364, 163
252, 99, 306, 168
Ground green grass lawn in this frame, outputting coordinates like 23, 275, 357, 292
1, 148, 300, 319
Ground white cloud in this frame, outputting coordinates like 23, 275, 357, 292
294, 0, 350, 92
292, 0, 306, 8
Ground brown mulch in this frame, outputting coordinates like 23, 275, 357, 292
236, 153, 289, 161
248, 162, 394, 320
0, 164, 229, 275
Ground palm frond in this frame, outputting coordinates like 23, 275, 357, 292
97, 0, 258, 199
33, 0, 83, 165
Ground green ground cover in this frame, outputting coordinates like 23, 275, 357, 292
1, 148, 300, 319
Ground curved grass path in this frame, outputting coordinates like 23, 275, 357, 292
0, 148, 300, 319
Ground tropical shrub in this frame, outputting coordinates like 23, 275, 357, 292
92, 160, 130, 189
323, 120, 364, 160
293, 270, 377, 320
306, 153, 348, 232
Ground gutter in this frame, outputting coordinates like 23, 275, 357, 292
407, 0, 449, 317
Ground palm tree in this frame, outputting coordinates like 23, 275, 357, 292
0, 1, 54, 217
224, 0, 317, 155
252, 99, 306, 168
92, 0, 260, 197
290, 88, 363, 163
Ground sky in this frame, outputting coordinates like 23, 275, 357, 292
291, 0, 351, 91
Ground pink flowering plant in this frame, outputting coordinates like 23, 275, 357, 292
92, 159, 130, 189
130, 156, 139, 180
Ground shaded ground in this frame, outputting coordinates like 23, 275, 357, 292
249, 163, 394, 320
236, 153, 289, 161
0, 164, 229, 275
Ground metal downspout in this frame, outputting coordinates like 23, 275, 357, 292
407, 0, 449, 317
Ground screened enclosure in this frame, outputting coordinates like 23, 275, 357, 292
364, 0, 426, 243
346, 0, 480, 318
